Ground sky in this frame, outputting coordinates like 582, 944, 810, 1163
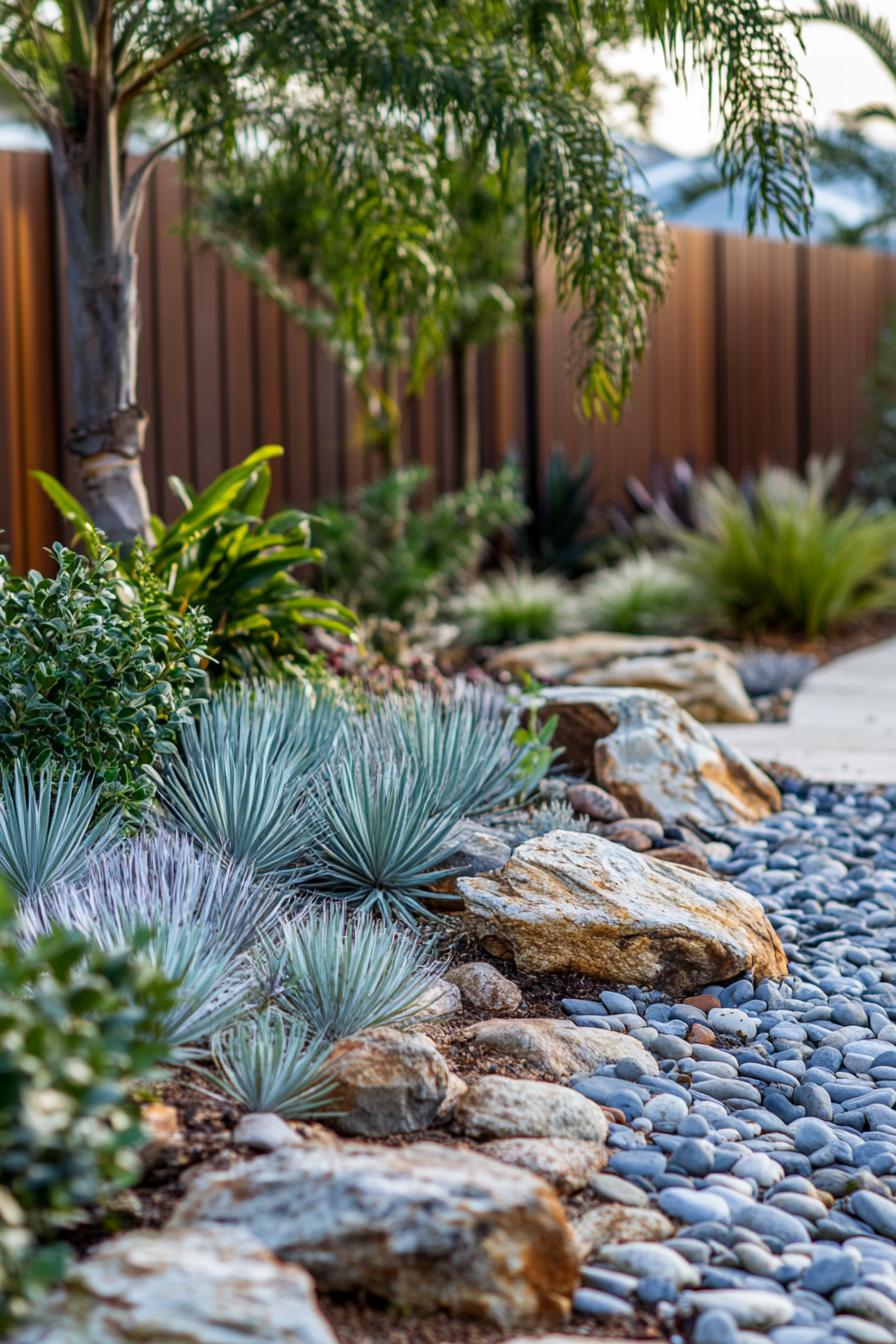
607, 1, 896, 157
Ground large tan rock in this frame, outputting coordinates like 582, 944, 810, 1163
13, 1227, 336, 1344
532, 687, 780, 826
452, 1075, 608, 1143
325, 1028, 452, 1136
171, 1140, 579, 1329
460, 832, 787, 996
490, 632, 756, 724
461, 1016, 658, 1079
481, 1137, 606, 1194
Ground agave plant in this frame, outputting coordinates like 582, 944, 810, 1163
20, 831, 262, 1059
361, 683, 554, 819
0, 764, 119, 900
736, 649, 817, 698
156, 687, 319, 873
306, 754, 461, 924
275, 904, 446, 1040
196, 1010, 339, 1118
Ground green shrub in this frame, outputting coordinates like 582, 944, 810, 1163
37, 447, 355, 682
0, 542, 208, 826
450, 564, 578, 646
0, 887, 172, 1328
677, 458, 896, 637
577, 551, 701, 635
314, 463, 528, 628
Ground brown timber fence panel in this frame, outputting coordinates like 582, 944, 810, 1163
3, 149, 896, 574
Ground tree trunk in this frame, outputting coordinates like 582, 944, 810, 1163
451, 338, 480, 487
49, 111, 153, 547
64, 239, 152, 545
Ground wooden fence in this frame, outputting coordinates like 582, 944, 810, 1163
3, 149, 896, 573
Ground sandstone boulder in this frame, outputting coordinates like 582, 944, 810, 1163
452, 1075, 608, 1143
533, 687, 780, 827
480, 1137, 606, 1194
490, 632, 756, 724
461, 1017, 658, 1080
325, 1028, 451, 1136
445, 961, 522, 1013
13, 1227, 336, 1344
460, 832, 786, 996
565, 781, 628, 822
171, 1140, 579, 1329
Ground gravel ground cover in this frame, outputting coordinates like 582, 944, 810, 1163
563, 777, 896, 1344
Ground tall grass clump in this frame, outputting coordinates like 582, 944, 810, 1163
577, 551, 701, 635
450, 564, 578, 646
677, 457, 896, 637
362, 684, 556, 819
273, 904, 446, 1040
155, 682, 341, 873
0, 764, 119, 900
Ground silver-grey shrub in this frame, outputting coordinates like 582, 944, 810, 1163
275, 904, 446, 1040
361, 683, 551, 818
20, 830, 268, 1058
305, 753, 462, 925
155, 683, 329, 873
198, 1010, 339, 1118
0, 763, 119, 900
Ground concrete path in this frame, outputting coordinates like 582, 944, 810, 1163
714, 637, 896, 784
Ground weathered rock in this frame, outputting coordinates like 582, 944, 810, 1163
138, 1103, 182, 1170
530, 687, 780, 825
325, 1028, 450, 1136
234, 1113, 301, 1153
565, 782, 629, 822
445, 820, 513, 875
571, 1205, 675, 1259
171, 1140, 579, 1329
13, 1226, 337, 1344
598, 822, 653, 852
490, 632, 757, 724
444, 961, 522, 1013
413, 976, 463, 1021
452, 1075, 608, 1143
480, 1137, 606, 1194
651, 843, 711, 873
461, 831, 786, 996
461, 1017, 658, 1079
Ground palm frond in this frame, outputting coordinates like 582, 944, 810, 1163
0, 763, 119, 901
811, 2, 896, 82
275, 904, 447, 1040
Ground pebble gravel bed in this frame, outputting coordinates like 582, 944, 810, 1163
563, 778, 896, 1344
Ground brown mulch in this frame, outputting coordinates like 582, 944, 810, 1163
322, 1296, 664, 1344
726, 609, 896, 668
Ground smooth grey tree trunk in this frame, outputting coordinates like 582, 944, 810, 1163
48, 107, 154, 547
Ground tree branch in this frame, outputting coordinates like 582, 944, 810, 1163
117, 0, 286, 106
